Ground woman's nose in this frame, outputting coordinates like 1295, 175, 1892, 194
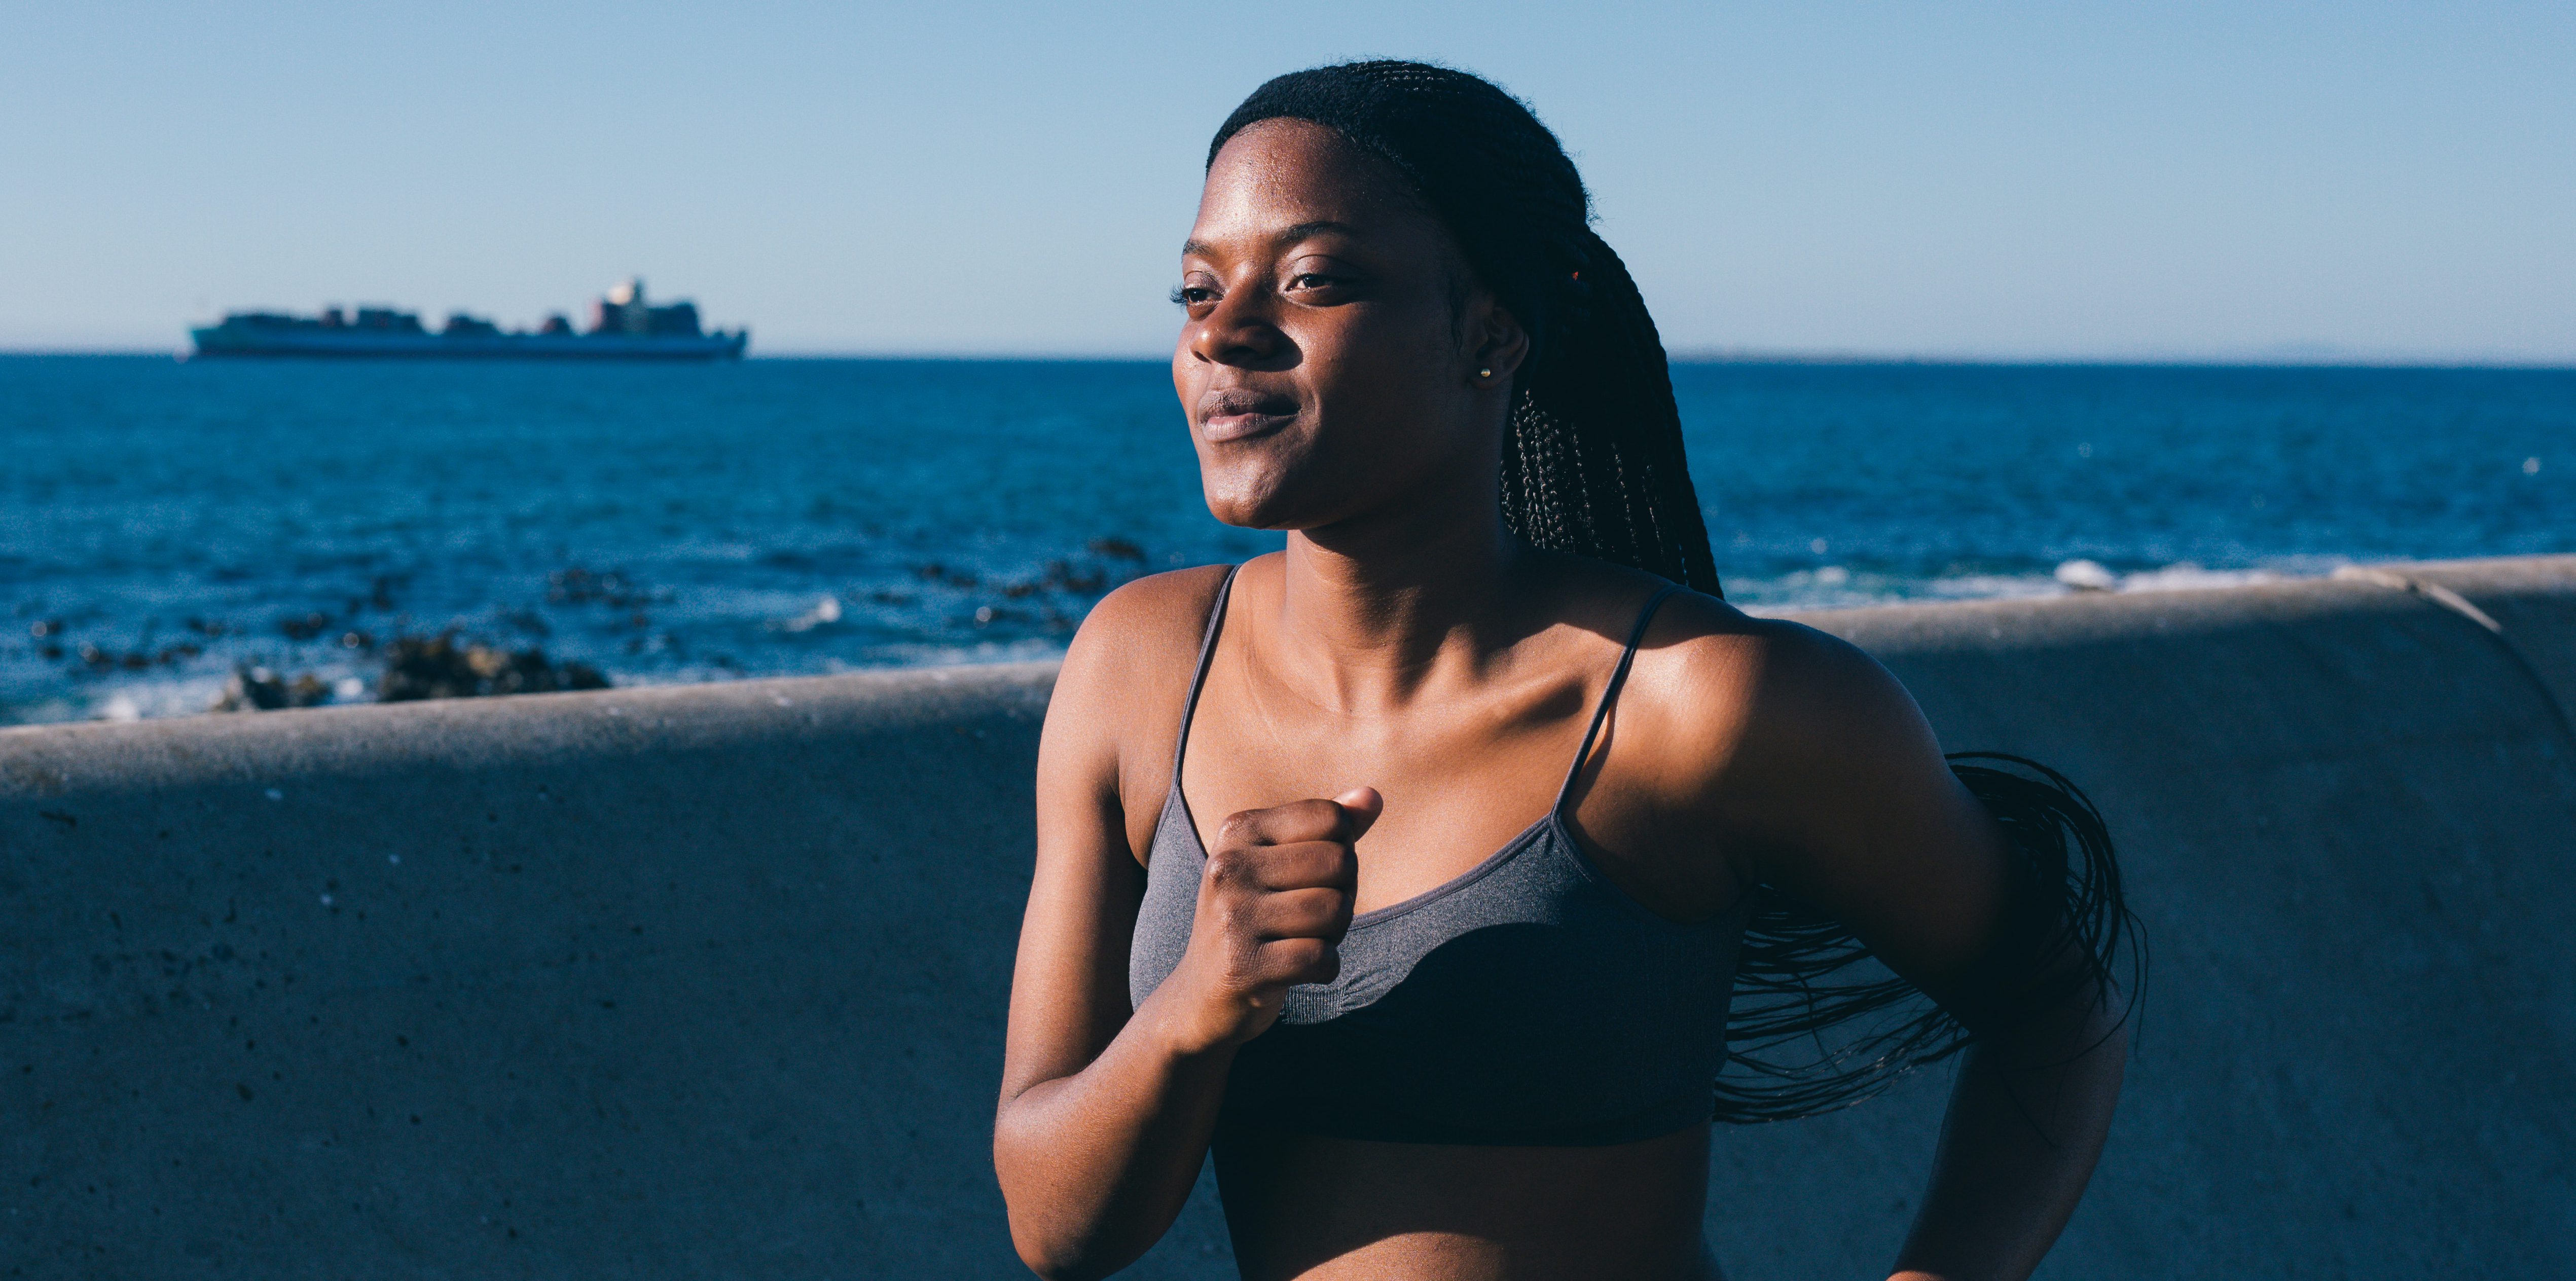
1187, 292, 1287, 368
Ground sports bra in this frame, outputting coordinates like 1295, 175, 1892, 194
1127, 566, 1749, 1146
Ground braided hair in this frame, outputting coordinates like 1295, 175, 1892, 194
1211, 61, 2140, 1122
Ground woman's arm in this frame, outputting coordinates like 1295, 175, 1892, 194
1699, 621, 2129, 1281
992, 592, 1217, 1278
1889, 992, 2126, 1280
994, 578, 1371, 1279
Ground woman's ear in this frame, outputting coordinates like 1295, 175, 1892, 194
1466, 298, 1530, 389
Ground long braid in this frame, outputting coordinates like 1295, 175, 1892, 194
1506, 228, 1718, 591
1211, 61, 2139, 1123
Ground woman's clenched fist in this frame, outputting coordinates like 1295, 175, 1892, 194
1159, 786, 1381, 1053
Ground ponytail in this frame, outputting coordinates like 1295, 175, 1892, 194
1213, 60, 2141, 1122
1717, 755, 2144, 1119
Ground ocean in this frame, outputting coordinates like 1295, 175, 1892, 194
3, 355, 2569, 725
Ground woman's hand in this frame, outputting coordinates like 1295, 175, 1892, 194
1158, 787, 1379, 1052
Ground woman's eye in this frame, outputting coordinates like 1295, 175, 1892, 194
1170, 284, 1216, 307
1287, 273, 1339, 292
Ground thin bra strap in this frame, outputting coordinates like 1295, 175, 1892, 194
1555, 582, 1685, 809
1171, 564, 1244, 778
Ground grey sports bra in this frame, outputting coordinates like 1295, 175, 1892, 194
1128, 567, 1749, 1146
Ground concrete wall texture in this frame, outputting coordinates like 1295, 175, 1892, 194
4, 556, 2571, 1279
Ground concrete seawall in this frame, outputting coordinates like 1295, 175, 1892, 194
6, 556, 2572, 1278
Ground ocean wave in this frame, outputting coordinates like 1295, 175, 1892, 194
1731, 558, 2341, 615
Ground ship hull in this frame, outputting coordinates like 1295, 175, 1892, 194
188, 328, 748, 360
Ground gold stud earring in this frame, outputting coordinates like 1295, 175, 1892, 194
1478, 367, 1493, 380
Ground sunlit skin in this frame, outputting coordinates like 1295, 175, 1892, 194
995, 119, 2126, 1280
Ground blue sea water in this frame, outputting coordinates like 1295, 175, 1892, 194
2, 355, 2569, 725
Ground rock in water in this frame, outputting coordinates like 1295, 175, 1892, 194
379, 633, 610, 702
210, 665, 331, 713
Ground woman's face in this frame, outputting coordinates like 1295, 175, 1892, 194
1173, 119, 1523, 533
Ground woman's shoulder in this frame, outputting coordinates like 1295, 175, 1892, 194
1071, 560, 1241, 656
1051, 559, 1252, 717
1611, 576, 1928, 779
1640, 587, 1881, 686
1043, 562, 1255, 832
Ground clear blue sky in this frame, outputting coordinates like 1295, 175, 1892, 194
5, 2, 2569, 360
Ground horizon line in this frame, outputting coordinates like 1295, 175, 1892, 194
5, 345, 2573, 371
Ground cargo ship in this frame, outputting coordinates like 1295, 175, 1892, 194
189, 279, 747, 360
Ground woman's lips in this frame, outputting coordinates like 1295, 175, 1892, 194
1202, 411, 1293, 442
1198, 389, 1298, 442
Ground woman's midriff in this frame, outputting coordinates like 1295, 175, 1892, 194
1210, 1123, 1722, 1281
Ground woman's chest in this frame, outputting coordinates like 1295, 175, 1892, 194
1183, 720, 1575, 908
1163, 722, 1733, 924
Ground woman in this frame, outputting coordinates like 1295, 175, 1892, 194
997, 62, 2134, 1281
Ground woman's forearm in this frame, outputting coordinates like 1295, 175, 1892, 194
1888, 1003, 2128, 1281
994, 992, 1239, 1280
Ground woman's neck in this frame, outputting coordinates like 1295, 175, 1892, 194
1267, 482, 1540, 714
